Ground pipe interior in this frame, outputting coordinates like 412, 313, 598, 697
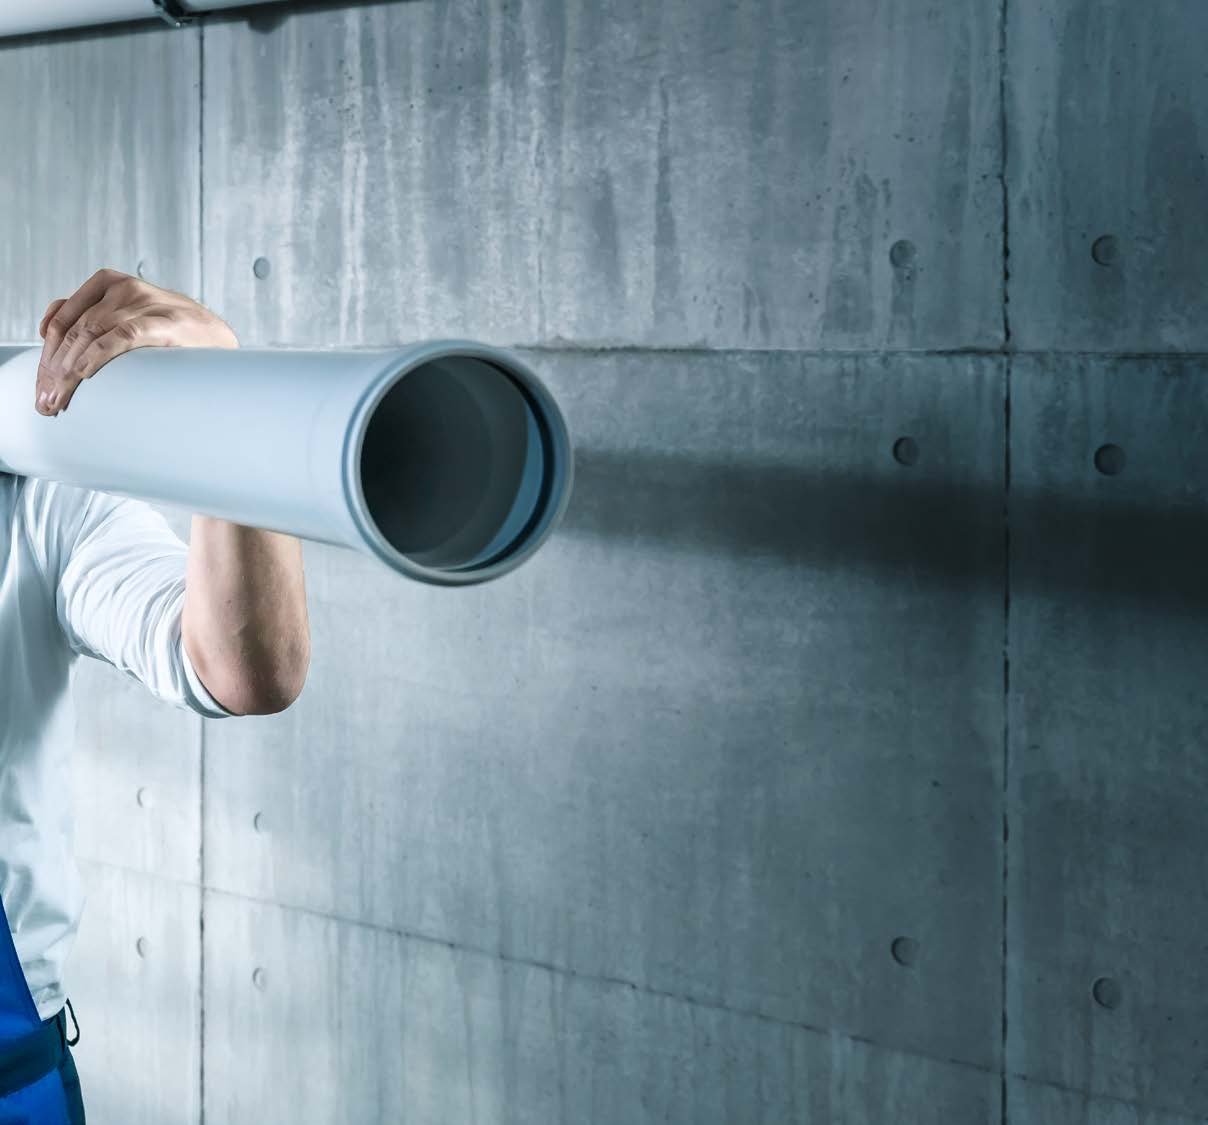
359, 357, 546, 572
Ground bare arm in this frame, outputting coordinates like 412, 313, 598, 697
37, 267, 311, 715
183, 516, 309, 716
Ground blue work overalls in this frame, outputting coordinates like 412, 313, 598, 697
0, 892, 83, 1123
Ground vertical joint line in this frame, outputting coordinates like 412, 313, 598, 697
999, 2, 1011, 1123
999, 0, 1011, 348
1001, 357, 1011, 1124
199, 716, 206, 1125
198, 23, 206, 305
197, 27, 207, 1125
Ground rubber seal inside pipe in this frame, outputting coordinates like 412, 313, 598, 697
358, 357, 546, 573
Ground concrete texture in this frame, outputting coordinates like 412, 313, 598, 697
203, 350, 1006, 1073
0, 0, 1199, 1123
1008, 1078, 1208, 1125
72, 655, 201, 883
66, 861, 200, 1125
0, 24, 199, 340
1007, 0, 1208, 350
1008, 356, 1208, 1119
201, 0, 1003, 351
203, 889, 1001, 1125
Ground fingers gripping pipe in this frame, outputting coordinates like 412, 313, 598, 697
0, 342, 574, 586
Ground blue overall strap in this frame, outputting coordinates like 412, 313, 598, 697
0, 893, 72, 1124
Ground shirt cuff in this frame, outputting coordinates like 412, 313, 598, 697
179, 634, 237, 718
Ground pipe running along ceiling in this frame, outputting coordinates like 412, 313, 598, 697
0, 0, 292, 37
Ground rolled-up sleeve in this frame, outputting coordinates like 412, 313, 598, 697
22, 476, 236, 719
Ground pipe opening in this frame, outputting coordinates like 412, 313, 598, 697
358, 357, 548, 574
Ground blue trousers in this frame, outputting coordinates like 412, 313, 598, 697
45, 1008, 84, 1125
0, 889, 85, 1123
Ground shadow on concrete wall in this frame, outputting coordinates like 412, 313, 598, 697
214, 0, 423, 35
561, 447, 1208, 614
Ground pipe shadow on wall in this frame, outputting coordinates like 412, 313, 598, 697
218, 0, 424, 35
561, 447, 1208, 615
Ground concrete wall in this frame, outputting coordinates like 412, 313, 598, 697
0, 1, 1205, 1122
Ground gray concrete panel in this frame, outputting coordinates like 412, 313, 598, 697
1008, 356, 1208, 1117
203, 889, 1001, 1125
71, 655, 201, 883
204, 350, 1006, 1068
1007, 1, 1208, 350
0, 25, 200, 340
1008, 1078, 1208, 1125
201, 0, 1002, 351
67, 861, 201, 1125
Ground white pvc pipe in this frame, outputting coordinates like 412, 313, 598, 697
0, 0, 293, 37
0, 0, 159, 37
181, 0, 291, 8
0, 343, 573, 586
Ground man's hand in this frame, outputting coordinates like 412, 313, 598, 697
35, 267, 238, 416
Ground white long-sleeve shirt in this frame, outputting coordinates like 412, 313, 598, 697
0, 471, 234, 1020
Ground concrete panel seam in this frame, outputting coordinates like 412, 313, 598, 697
1001, 357, 1012, 1125
999, 6, 1012, 1125
172, 342, 1208, 361
198, 25, 207, 1125
200, 883, 993, 1079
515, 345, 1208, 361
198, 20, 205, 308
196, 883, 1208, 1120
86, 846, 1202, 1122
1008, 1071, 1208, 1124
999, 0, 1011, 350
198, 720, 207, 1125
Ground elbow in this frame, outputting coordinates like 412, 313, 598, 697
242, 693, 301, 717
239, 677, 306, 716
227, 678, 306, 718
245, 646, 311, 716
205, 640, 311, 717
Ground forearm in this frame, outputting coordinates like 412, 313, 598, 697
182, 515, 310, 715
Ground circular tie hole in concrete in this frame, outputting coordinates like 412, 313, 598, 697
1092, 976, 1121, 1010
891, 936, 919, 967
1094, 443, 1126, 476
893, 436, 920, 467
1092, 235, 1120, 267
890, 239, 917, 269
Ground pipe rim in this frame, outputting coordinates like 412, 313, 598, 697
342, 340, 573, 586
